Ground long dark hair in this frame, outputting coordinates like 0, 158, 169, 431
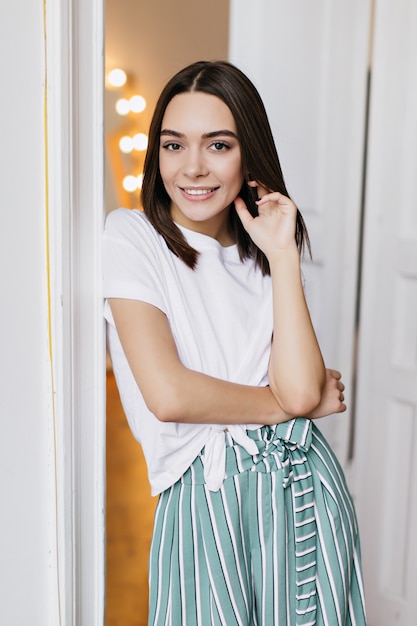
141, 60, 310, 274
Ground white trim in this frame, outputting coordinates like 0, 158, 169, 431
45, 0, 105, 624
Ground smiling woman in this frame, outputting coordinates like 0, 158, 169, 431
104, 60, 366, 626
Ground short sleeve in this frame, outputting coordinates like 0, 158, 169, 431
103, 208, 168, 320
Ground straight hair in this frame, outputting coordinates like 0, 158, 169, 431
141, 61, 310, 274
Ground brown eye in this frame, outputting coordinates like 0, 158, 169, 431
210, 141, 229, 152
162, 142, 182, 151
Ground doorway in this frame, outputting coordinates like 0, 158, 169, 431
104, 2, 230, 624
52, 1, 417, 623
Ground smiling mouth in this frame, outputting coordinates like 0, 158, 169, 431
181, 187, 218, 196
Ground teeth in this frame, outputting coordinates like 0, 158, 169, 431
183, 188, 214, 195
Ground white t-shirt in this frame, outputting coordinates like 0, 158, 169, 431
103, 208, 274, 495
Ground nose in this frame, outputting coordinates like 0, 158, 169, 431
183, 146, 209, 178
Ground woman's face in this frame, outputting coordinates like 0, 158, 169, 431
159, 92, 243, 244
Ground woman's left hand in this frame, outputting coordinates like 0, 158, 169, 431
234, 181, 298, 259
307, 369, 347, 419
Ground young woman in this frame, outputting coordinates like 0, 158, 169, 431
103, 61, 366, 626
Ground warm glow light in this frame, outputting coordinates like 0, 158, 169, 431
119, 136, 134, 153
133, 133, 148, 151
115, 98, 130, 116
107, 68, 127, 88
122, 173, 144, 193
129, 95, 146, 113
123, 175, 139, 192
116, 95, 146, 115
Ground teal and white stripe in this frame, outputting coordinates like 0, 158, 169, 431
148, 419, 366, 625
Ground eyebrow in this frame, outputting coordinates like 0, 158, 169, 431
160, 129, 238, 139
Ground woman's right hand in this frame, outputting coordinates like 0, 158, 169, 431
235, 184, 327, 417
307, 369, 346, 419
234, 183, 299, 260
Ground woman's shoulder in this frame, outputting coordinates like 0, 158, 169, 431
105, 207, 152, 234
104, 208, 163, 247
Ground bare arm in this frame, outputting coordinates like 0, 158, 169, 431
110, 298, 345, 425
234, 186, 326, 415
109, 297, 293, 425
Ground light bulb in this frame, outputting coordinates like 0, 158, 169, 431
115, 98, 130, 116
119, 136, 134, 153
137, 173, 144, 189
123, 175, 139, 192
107, 68, 127, 88
129, 95, 146, 113
133, 133, 148, 151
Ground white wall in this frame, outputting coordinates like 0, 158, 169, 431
0, 2, 105, 625
0, 1, 52, 624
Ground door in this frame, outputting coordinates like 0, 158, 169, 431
354, 1, 417, 623
230, 1, 417, 624
229, 0, 371, 462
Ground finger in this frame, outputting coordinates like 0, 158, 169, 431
234, 196, 254, 230
256, 191, 286, 207
328, 369, 342, 380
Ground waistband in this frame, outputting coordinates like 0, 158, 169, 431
181, 418, 313, 491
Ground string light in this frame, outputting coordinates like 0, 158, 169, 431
119, 136, 134, 153
115, 95, 147, 116
119, 134, 148, 154
107, 68, 127, 88
129, 95, 146, 113
133, 133, 148, 151
107, 66, 147, 203
115, 98, 130, 116
123, 173, 144, 193
123, 175, 139, 192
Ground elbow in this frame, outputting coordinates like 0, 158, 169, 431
146, 387, 185, 423
141, 364, 191, 423
284, 392, 321, 417
271, 385, 322, 417
269, 364, 325, 417
148, 401, 171, 422
152, 405, 180, 423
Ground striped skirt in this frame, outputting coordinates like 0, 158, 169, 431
148, 418, 366, 626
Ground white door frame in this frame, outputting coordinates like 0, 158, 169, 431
45, 0, 106, 624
